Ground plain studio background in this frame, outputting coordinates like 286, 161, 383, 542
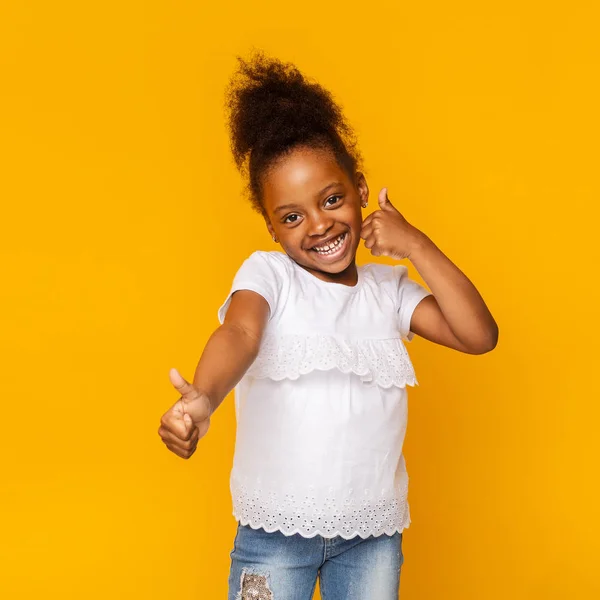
1, 1, 598, 598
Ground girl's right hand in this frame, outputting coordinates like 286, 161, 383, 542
158, 368, 212, 459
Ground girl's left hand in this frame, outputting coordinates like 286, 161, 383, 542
360, 188, 426, 260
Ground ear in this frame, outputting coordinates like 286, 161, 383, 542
355, 172, 369, 208
263, 215, 278, 243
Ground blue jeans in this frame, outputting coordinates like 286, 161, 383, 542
228, 523, 404, 600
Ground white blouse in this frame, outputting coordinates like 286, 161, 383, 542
218, 251, 432, 539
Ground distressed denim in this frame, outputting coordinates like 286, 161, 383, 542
228, 523, 404, 600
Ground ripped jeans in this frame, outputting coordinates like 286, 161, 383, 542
228, 523, 404, 600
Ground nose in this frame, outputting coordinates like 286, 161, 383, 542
307, 210, 334, 237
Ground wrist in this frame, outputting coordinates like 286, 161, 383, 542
407, 230, 432, 260
203, 390, 219, 418
190, 383, 218, 418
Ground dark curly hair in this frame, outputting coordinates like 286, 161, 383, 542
225, 51, 364, 214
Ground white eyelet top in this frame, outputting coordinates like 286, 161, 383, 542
218, 251, 432, 539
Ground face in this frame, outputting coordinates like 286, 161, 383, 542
261, 146, 369, 285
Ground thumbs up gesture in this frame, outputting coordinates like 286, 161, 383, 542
360, 188, 425, 261
157, 368, 212, 459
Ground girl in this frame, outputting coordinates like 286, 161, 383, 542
158, 52, 498, 600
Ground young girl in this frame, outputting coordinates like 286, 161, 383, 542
158, 52, 498, 600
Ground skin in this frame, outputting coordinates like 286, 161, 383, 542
158, 144, 499, 459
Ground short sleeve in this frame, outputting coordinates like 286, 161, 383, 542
217, 252, 283, 324
394, 264, 433, 342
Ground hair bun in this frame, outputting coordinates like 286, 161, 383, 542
225, 50, 362, 213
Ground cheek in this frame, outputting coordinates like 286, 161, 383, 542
279, 227, 304, 249
347, 206, 364, 230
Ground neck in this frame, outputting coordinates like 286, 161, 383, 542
301, 260, 358, 287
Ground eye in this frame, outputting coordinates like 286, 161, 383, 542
283, 214, 300, 224
325, 194, 342, 207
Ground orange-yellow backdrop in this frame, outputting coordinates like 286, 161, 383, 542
1, 1, 598, 598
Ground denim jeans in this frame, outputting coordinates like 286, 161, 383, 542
228, 523, 404, 600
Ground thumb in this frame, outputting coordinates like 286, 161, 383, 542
169, 367, 198, 400
170, 367, 212, 424
378, 187, 393, 210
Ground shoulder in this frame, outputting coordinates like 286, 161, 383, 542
232, 251, 293, 289
360, 262, 404, 286
361, 262, 410, 285
248, 250, 290, 266
241, 250, 292, 276
242, 250, 288, 265
219, 252, 291, 324
359, 262, 423, 313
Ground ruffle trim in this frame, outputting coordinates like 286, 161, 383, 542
247, 333, 419, 388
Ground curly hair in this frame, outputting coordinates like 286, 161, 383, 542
224, 51, 363, 214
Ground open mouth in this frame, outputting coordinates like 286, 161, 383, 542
310, 232, 348, 260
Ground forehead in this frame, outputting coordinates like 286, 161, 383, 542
262, 147, 351, 209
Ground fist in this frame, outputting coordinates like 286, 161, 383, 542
157, 368, 212, 460
360, 188, 424, 260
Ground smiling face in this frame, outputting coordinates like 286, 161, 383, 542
261, 145, 369, 285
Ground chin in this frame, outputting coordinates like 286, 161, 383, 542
315, 252, 356, 274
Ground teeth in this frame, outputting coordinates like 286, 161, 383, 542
313, 233, 345, 254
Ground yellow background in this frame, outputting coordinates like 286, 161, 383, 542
1, 1, 598, 598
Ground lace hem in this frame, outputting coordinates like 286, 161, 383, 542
247, 333, 419, 389
231, 479, 411, 540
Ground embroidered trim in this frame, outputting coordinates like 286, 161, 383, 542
247, 333, 419, 388
231, 478, 411, 540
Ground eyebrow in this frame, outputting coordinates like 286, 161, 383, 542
273, 182, 344, 214
317, 182, 343, 196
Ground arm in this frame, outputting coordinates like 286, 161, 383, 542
192, 289, 270, 414
407, 235, 498, 354
160, 289, 268, 460
361, 187, 499, 355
